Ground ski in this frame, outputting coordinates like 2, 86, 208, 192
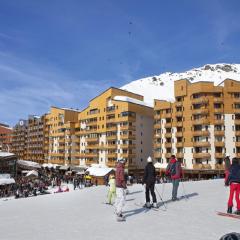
217, 211, 240, 220
134, 202, 159, 211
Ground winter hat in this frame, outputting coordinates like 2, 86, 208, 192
219, 232, 240, 240
117, 158, 126, 163
147, 156, 152, 163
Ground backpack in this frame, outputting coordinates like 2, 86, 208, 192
170, 162, 177, 176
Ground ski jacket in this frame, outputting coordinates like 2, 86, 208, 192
166, 158, 182, 180
116, 163, 126, 188
143, 163, 156, 185
108, 178, 116, 192
226, 162, 240, 185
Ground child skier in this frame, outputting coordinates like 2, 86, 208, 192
107, 174, 116, 205
225, 157, 240, 214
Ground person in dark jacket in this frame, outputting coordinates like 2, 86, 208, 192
225, 157, 240, 214
143, 156, 157, 208
224, 154, 231, 183
166, 155, 182, 201
114, 158, 127, 221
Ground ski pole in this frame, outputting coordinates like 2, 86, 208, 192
181, 181, 188, 200
155, 186, 167, 210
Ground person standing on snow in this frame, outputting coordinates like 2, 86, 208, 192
224, 153, 231, 183
143, 156, 157, 208
166, 155, 182, 201
115, 158, 127, 221
107, 174, 116, 205
225, 157, 240, 215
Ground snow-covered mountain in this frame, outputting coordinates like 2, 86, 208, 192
121, 63, 240, 106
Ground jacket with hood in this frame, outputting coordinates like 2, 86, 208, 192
226, 160, 240, 185
143, 162, 156, 185
115, 162, 126, 188
166, 158, 182, 180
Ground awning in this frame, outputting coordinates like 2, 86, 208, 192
17, 160, 41, 169
26, 170, 38, 178
59, 166, 69, 170
0, 178, 15, 185
86, 166, 113, 177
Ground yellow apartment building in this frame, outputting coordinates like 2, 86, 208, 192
72, 87, 154, 174
44, 106, 79, 165
154, 78, 240, 172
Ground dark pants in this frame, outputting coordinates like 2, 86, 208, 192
172, 179, 180, 200
145, 183, 157, 203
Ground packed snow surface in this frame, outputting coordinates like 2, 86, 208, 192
0, 179, 239, 240
121, 63, 240, 106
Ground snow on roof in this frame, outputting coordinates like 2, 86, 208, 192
17, 160, 41, 169
0, 178, 15, 185
61, 107, 80, 112
113, 96, 152, 108
0, 152, 15, 158
26, 170, 38, 177
86, 166, 113, 177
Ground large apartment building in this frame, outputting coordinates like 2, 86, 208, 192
72, 87, 154, 174
154, 78, 240, 171
44, 107, 79, 165
26, 115, 45, 164
0, 123, 12, 152
12, 120, 28, 159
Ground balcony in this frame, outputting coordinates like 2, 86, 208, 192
86, 121, 98, 127
176, 122, 183, 127
192, 108, 209, 115
120, 134, 136, 140
193, 164, 212, 170
120, 153, 136, 158
86, 145, 99, 150
192, 118, 210, 125
175, 132, 183, 137
106, 118, 116, 123
154, 152, 162, 159
106, 126, 117, 131
117, 116, 136, 123
165, 142, 172, 148
106, 135, 117, 141
214, 97, 223, 103
175, 112, 183, 117
236, 131, 240, 136
214, 108, 224, 114
235, 142, 240, 147
106, 145, 117, 149
85, 152, 99, 158
214, 141, 225, 147
165, 153, 172, 158
86, 137, 99, 142
215, 152, 224, 158
233, 98, 240, 103
107, 153, 117, 158
192, 130, 210, 137
162, 113, 172, 119
235, 120, 240, 125
175, 101, 183, 107
120, 144, 136, 149
165, 133, 172, 138
215, 164, 224, 170
154, 124, 161, 129
192, 97, 208, 104
176, 142, 184, 148
154, 143, 162, 148
85, 159, 98, 165
107, 161, 117, 168
214, 130, 224, 136
193, 142, 210, 147
154, 114, 161, 120
193, 153, 211, 158
236, 153, 240, 158
120, 125, 136, 131
234, 109, 240, 114
214, 119, 224, 125
165, 123, 172, 128
176, 153, 184, 158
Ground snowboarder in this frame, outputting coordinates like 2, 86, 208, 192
107, 174, 116, 205
166, 155, 182, 201
115, 158, 127, 221
225, 157, 240, 215
143, 156, 157, 208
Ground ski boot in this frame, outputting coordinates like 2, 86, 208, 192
145, 202, 151, 208
234, 210, 240, 215
152, 202, 158, 209
227, 206, 232, 214
116, 213, 126, 222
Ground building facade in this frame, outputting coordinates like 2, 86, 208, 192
154, 78, 240, 171
44, 107, 79, 165
12, 120, 28, 160
0, 123, 12, 152
73, 87, 154, 174
26, 115, 45, 164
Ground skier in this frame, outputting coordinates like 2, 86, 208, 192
107, 174, 116, 205
166, 155, 182, 201
114, 158, 127, 221
225, 157, 240, 215
143, 156, 157, 208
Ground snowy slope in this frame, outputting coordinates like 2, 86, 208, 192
121, 63, 240, 106
0, 180, 239, 240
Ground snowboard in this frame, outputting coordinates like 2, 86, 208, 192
217, 211, 240, 220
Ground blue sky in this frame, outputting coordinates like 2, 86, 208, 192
0, 0, 240, 126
